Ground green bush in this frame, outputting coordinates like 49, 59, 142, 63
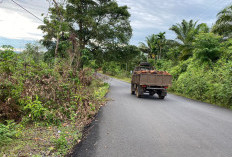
0, 120, 16, 146
23, 96, 48, 122
205, 60, 232, 106
193, 33, 222, 63
173, 65, 209, 100
53, 133, 68, 155
102, 61, 121, 76
159, 37, 232, 107
0, 48, 17, 75
170, 56, 232, 107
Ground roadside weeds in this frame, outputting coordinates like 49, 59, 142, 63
0, 83, 110, 157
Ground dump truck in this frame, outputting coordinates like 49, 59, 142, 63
131, 62, 172, 99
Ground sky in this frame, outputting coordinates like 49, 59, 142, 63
0, 0, 231, 49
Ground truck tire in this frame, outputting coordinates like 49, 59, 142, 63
149, 91, 155, 96
136, 86, 142, 98
158, 95, 165, 99
131, 84, 135, 95
157, 90, 166, 99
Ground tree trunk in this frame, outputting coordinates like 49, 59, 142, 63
159, 46, 162, 60
77, 47, 83, 70
77, 21, 84, 70
55, 34, 59, 61
68, 32, 79, 75
52, 0, 62, 67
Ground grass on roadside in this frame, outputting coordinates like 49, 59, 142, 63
0, 82, 109, 157
98, 71, 131, 83
1, 122, 82, 157
111, 76, 131, 83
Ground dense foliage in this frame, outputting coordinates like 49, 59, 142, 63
133, 5, 232, 108
0, 44, 109, 155
39, 0, 132, 69
169, 20, 209, 60
213, 5, 232, 37
1, 1, 232, 155
148, 29, 232, 108
1, 0, 135, 155
0, 44, 110, 122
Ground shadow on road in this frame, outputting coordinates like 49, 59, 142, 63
131, 93, 167, 100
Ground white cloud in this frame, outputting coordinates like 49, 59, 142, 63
117, 0, 231, 44
0, 0, 48, 40
0, 8, 42, 40
0, 0, 231, 46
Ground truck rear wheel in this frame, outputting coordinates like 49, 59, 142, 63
136, 86, 142, 98
158, 95, 165, 99
149, 91, 155, 96
131, 84, 135, 95
157, 90, 166, 99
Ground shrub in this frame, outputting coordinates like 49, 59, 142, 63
53, 133, 68, 155
170, 56, 232, 107
23, 96, 48, 122
0, 120, 16, 146
173, 66, 209, 100
193, 33, 222, 63
102, 61, 121, 76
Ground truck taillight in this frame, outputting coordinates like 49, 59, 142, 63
142, 85, 147, 88
164, 86, 168, 89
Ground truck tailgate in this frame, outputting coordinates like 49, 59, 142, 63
140, 74, 172, 86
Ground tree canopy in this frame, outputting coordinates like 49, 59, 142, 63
169, 20, 209, 60
213, 5, 232, 37
39, 0, 132, 69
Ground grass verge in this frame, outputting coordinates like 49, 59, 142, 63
98, 71, 131, 83
0, 83, 109, 157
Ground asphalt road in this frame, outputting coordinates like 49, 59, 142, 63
70, 77, 232, 157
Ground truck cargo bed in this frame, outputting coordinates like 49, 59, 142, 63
132, 74, 172, 86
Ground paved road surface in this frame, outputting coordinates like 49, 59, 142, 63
70, 78, 232, 157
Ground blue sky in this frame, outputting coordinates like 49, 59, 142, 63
0, 0, 231, 49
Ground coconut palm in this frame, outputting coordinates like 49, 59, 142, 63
169, 19, 208, 60
213, 5, 232, 37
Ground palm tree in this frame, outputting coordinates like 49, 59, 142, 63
213, 5, 232, 37
138, 34, 158, 59
169, 19, 208, 60
156, 32, 166, 59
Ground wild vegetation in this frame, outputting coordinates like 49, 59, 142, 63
0, 0, 134, 156
137, 6, 232, 108
1, 1, 232, 156
0, 44, 110, 156
102, 4, 232, 108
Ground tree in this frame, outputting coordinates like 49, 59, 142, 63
169, 19, 209, 60
213, 5, 232, 37
0, 45, 17, 74
40, 0, 132, 70
39, 0, 70, 65
109, 45, 140, 71
22, 43, 44, 63
139, 32, 167, 60
193, 33, 222, 63
139, 34, 158, 59
66, 0, 132, 69
156, 32, 166, 59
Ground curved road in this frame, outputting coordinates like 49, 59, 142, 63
70, 78, 232, 157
